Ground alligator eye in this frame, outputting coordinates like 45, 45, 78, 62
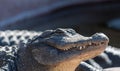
55, 28, 64, 33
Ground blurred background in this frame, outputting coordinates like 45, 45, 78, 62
0, 0, 120, 47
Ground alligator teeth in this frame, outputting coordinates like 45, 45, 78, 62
62, 41, 105, 51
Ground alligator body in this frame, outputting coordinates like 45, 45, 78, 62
0, 28, 110, 71
0, 30, 42, 71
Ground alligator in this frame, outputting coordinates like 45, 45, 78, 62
0, 28, 110, 71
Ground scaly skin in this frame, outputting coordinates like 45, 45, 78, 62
16, 28, 109, 71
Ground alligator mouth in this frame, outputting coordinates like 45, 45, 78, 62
61, 40, 108, 51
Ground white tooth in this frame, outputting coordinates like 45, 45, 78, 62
79, 47, 82, 50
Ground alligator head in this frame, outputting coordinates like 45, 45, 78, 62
18, 28, 109, 71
